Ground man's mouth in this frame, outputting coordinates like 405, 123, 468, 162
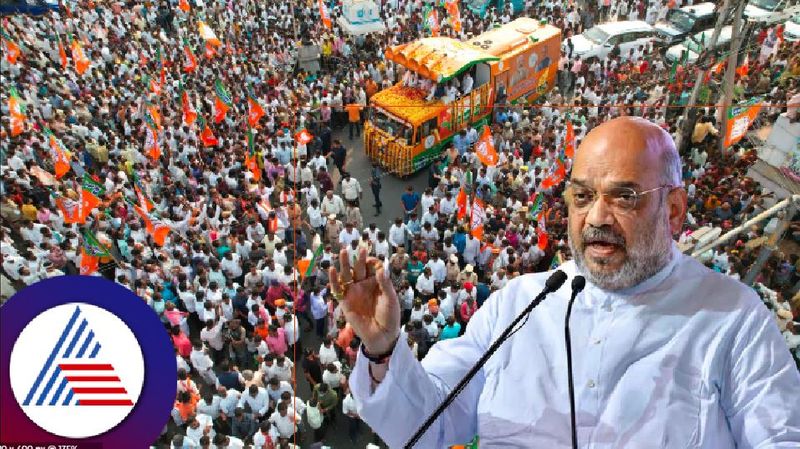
584, 238, 624, 257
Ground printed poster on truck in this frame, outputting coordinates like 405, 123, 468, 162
724, 97, 763, 148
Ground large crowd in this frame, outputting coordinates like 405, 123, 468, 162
1, 0, 799, 447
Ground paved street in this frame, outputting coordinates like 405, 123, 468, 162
291, 127, 429, 448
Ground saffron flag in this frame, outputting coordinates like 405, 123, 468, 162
564, 119, 575, 158
80, 173, 106, 221
735, 55, 749, 78
182, 39, 196, 73
469, 197, 486, 240
145, 103, 162, 129
456, 188, 468, 220
8, 86, 26, 137
70, 35, 90, 75
133, 174, 154, 212
198, 21, 221, 46
57, 35, 68, 70
213, 79, 232, 123
51, 190, 82, 224
145, 126, 160, 160
204, 42, 216, 59
1, 30, 21, 64
181, 89, 197, 126
319, 0, 332, 29
198, 117, 218, 147
475, 126, 498, 166
247, 89, 265, 127
536, 211, 549, 251
295, 128, 313, 145
44, 128, 71, 179
245, 128, 261, 182
126, 197, 171, 246
179, 0, 190, 12
723, 97, 763, 148
80, 229, 110, 276
444, 0, 462, 33
424, 6, 440, 37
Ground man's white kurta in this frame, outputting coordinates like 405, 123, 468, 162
351, 245, 800, 448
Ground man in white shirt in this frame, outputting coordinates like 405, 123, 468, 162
338, 222, 360, 248
268, 402, 299, 440
333, 117, 800, 448
237, 384, 270, 419
321, 190, 345, 217
340, 172, 362, 203
388, 218, 408, 249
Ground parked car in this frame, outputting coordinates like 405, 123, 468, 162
664, 26, 733, 65
784, 14, 800, 40
745, 0, 800, 24
654, 2, 719, 48
0, 0, 59, 16
568, 21, 656, 61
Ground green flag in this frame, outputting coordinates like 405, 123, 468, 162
305, 243, 325, 277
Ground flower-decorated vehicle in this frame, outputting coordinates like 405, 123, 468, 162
365, 18, 561, 176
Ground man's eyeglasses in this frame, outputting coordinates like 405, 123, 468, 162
565, 184, 675, 213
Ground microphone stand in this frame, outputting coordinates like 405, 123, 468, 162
565, 276, 585, 449
404, 271, 567, 448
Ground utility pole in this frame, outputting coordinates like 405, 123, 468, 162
674, 0, 733, 153
743, 202, 797, 286
717, 0, 749, 153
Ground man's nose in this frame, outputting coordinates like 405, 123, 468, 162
584, 194, 616, 228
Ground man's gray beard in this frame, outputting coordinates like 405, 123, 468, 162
568, 205, 674, 291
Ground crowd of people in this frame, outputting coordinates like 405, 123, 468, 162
1, 0, 798, 447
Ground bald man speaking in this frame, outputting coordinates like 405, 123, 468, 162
330, 117, 800, 448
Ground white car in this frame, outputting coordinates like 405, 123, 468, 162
785, 14, 800, 41
745, 0, 800, 24
665, 26, 733, 65
568, 21, 656, 61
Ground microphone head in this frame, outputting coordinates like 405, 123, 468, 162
545, 270, 568, 292
571, 275, 586, 293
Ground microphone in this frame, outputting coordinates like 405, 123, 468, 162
565, 275, 586, 449
405, 270, 568, 448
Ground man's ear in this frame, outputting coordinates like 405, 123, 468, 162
667, 188, 688, 236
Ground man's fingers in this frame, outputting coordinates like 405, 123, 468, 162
354, 247, 368, 281
329, 266, 341, 294
338, 248, 352, 282
375, 264, 394, 298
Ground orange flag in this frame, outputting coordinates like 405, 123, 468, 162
295, 128, 313, 145
199, 118, 218, 147
179, 0, 190, 12
247, 93, 265, 127
55, 35, 68, 70
469, 196, 486, 240
80, 174, 106, 221
198, 21, 221, 46
2, 32, 21, 64
182, 90, 197, 126
145, 126, 160, 160
456, 187, 467, 220
564, 120, 575, 159
8, 87, 25, 137
475, 126, 498, 166
319, 0, 332, 29
182, 39, 197, 73
204, 42, 216, 59
44, 128, 71, 179
70, 36, 90, 75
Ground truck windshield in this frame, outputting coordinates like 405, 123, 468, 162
667, 10, 696, 32
371, 109, 413, 142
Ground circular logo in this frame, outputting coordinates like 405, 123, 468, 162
0, 276, 175, 446
9, 303, 145, 438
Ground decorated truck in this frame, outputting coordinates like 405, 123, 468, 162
364, 18, 561, 176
